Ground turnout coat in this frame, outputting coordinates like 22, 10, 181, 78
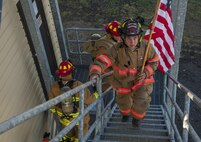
90, 40, 159, 119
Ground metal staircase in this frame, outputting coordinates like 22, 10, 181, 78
1, 71, 201, 142
90, 104, 171, 142
1, 28, 201, 142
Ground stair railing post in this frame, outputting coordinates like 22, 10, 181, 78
182, 93, 190, 142
95, 77, 103, 138
78, 89, 84, 142
170, 83, 177, 141
75, 28, 83, 64
163, 74, 167, 108
163, 74, 169, 127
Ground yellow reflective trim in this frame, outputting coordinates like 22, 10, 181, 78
60, 135, 78, 142
50, 109, 79, 126
50, 108, 79, 118
59, 118, 71, 126
109, 25, 113, 29
68, 64, 71, 69
73, 137, 78, 142
69, 112, 79, 117
72, 97, 80, 102
63, 65, 67, 70
93, 91, 99, 99
113, 27, 117, 32
50, 108, 63, 117
59, 135, 69, 142
122, 22, 126, 28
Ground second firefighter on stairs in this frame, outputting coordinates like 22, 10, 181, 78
49, 60, 96, 142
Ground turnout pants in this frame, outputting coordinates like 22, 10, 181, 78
116, 84, 153, 120
61, 114, 90, 140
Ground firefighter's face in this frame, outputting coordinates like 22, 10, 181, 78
125, 36, 139, 48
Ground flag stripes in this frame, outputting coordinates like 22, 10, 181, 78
144, 0, 174, 73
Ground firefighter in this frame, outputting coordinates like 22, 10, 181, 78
49, 60, 96, 141
83, 20, 122, 61
89, 19, 159, 127
83, 21, 122, 95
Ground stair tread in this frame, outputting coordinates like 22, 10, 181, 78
108, 121, 166, 125
109, 119, 165, 124
112, 113, 165, 118
116, 105, 162, 109
110, 117, 165, 122
106, 121, 167, 130
87, 105, 170, 142
104, 126, 168, 132
101, 133, 170, 139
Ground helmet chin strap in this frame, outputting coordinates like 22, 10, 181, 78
111, 36, 118, 42
136, 35, 142, 48
121, 35, 126, 44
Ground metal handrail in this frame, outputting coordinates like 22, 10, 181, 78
65, 27, 105, 64
163, 73, 201, 142
167, 73, 201, 108
50, 73, 115, 142
0, 72, 115, 142
66, 27, 104, 31
0, 79, 95, 134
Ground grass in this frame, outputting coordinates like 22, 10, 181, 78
58, 0, 201, 50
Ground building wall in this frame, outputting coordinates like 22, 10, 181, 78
0, 0, 47, 141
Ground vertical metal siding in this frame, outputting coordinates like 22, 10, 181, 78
0, 0, 47, 142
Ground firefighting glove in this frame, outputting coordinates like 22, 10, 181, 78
90, 74, 100, 81
90, 74, 100, 99
135, 72, 147, 82
90, 74, 100, 87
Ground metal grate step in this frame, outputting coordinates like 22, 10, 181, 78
112, 113, 165, 119
109, 117, 165, 124
113, 110, 163, 115
88, 105, 171, 142
104, 126, 169, 136
100, 133, 170, 142
97, 105, 170, 142
107, 121, 167, 130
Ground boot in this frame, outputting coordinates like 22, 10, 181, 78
121, 115, 129, 122
132, 117, 140, 128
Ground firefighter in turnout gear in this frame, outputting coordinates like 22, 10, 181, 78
89, 19, 159, 127
83, 21, 122, 95
49, 60, 96, 141
83, 20, 122, 61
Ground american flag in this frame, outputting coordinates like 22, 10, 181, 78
144, 0, 174, 73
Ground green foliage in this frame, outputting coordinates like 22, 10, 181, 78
58, 0, 157, 28
58, 0, 201, 49
58, 0, 201, 27
186, 0, 201, 21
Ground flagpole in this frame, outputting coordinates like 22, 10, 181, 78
141, 0, 161, 73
